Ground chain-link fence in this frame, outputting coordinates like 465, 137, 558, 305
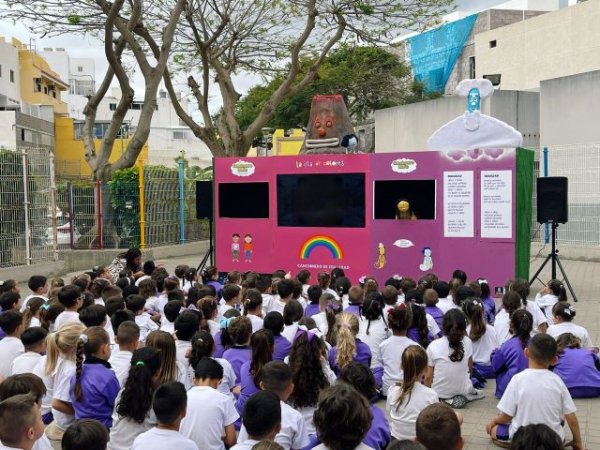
0, 147, 58, 267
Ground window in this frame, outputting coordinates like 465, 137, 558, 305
469, 56, 476, 79
489, 40, 497, 48
131, 102, 141, 110
172, 130, 186, 140
10, 70, 15, 83
109, 103, 117, 111
373, 180, 436, 220
77, 66, 83, 72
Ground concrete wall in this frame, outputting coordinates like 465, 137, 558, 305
540, 70, 600, 146
0, 111, 17, 148
474, 0, 600, 91
375, 90, 539, 152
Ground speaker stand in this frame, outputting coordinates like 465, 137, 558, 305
197, 218, 214, 275
529, 222, 578, 302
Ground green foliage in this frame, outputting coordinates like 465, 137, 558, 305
109, 167, 140, 248
236, 45, 418, 129
67, 14, 80, 25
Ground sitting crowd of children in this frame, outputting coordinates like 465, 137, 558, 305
0, 256, 593, 450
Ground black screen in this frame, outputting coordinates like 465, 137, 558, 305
218, 182, 269, 218
277, 173, 365, 228
374, 180, 436, 220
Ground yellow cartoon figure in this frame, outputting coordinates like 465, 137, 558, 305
395, 199, 417, 220
375, 242, 386, 269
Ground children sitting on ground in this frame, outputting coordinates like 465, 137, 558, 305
553, 333, 600, 399
243, 289, 265, 333
281, 300, 303, 343
535, 279, 567, 326
70, 326, 120, 428
11, 326, 47, 375
344, 285, 364, 317
22, 296, 46, 329
219, 284, 242, 319
407, 304, 434, 349
357, 296, 389, 388
305, 286, 322, 319
491, 310, 533, 399
131, 381, 199, 450
266, 280, 294, 316
387, 346, 439, 441
55, 286, 83, 329
127, 294, 158, 343
546, 302, 593, 348
328, 313, 372, 376
180, 358, 239, 450
237, 329, 274, 416
425, 309, 483, 408
263, 312, 292, 362
486, 333, 583, 450
464, 298, 499, 380
108, 320, 140, 387
493, 291, 524, 345
222, 316, 253, 384
423, 289, 443, 333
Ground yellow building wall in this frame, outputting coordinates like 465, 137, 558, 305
273, 128, 304, 156
14, 38, 69, 116
55, 117, 149, 177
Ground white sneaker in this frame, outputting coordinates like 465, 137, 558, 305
466, 389, 485, 401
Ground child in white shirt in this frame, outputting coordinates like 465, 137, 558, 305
486, 333, 583, 449
546, 302, 593, 348
161, 300, 183, 335
219, 284, 242, 320
426, 309, 483, 407
11, 326, 47, 375
0, 311, 25, 378
237, 362, 309, 450
131, 381, 199, 450
127, 295, 158, 343
464, 299, 499, 379
180, 358, 238, 450
0, 393, 45, 450
108, 320, 140, 387
535, 279, 567, 326
54, 286, 83, 330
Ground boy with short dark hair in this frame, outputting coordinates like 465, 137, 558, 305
61, 419, 109, 450
423, 289, 443, 332
131, 381, 198, 450
266, 279, 293, 316
180, 358, 238, 450
0, 393, 45, 450
0, 292, 21, 312
0, 311, 25, 378
12, 327, 48, 375
219, 284, 242, 319
108, 321, 140, 387
21, 275, 48, 312
238, 361, 309, 450
55, 285, 83, 329
486, 334, 583, 449
175, 311, 201, 371
416, 403, 463, 450
232, 391, 282, 450
127, 294, 158, 343
78, 304, 108, 328
161, 300, 183, 334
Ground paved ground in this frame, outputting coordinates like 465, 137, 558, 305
39, 252, 599, 449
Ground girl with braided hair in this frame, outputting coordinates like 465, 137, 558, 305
425, 309, 483, 408
69, 326, 119, 428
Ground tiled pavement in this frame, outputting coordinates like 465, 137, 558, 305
42, 252, 600, 449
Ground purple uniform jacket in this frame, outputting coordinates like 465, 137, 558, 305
344, 304, 362, 318
235, 360, 261, 414
553, 348, 600, 391
213, 331, 225, 358
425, 306, 444, 334
304, 303, 320, 319
273, 334, 292, 361
363, 404, 391, 450
407, 328, 434, 347
491, 336, 529, 398
328, 339, 372, 375
223, 345, 251, 385
69, 357, 120, 428
482, 296, 496, 325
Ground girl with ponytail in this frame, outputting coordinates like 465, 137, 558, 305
358, 295, 390, 389
236, 329, 274, 415
328, 312, 372, 376
109, 347, 162, 450
407, 303, 434, 348
547, 302, 593, 348
425, 309, 483, 407
22, 297, 46, 329
242, 288, 264, 333
70, 326, 120, 428
493, 291, 525, 344
535, 278, 568, 325
388, 346, 439, 440
464, 298, 499, 379
33, 322, 84, 431
491, 309, 533, 398
188, 330, 237, 399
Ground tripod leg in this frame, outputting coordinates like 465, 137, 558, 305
529, 254, 552, 286
555, 255, 579, 303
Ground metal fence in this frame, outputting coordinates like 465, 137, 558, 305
54, 160, 209, 250
0, 147, 58, 267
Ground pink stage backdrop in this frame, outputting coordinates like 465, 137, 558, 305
214, 149, 517, 295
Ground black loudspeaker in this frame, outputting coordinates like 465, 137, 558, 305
196, 181, 214, 220
537, 177, 568, 224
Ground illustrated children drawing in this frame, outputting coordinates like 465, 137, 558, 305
232, 234, 241, 262
244, 234, 253, 262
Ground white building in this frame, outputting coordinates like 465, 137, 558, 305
0, 36, 21, 112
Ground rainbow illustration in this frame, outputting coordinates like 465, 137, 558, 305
299, 235, 344, 260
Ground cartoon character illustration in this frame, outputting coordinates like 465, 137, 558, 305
244, 234, 253, 262
300, 94, 357, 154
395, 199, 417, 220
419, 247, 433, 272
231, 233, 240, 262
375, 242, 386, 269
